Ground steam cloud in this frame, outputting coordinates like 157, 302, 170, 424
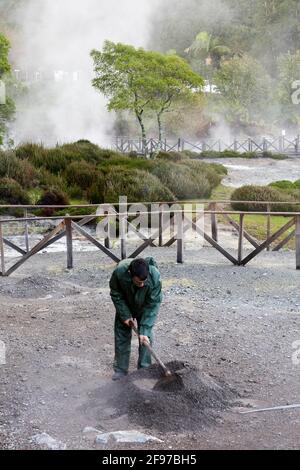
10, 0, 158, 145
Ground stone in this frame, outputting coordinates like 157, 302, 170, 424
31, 433, 66, 450
95, 431, 163, 444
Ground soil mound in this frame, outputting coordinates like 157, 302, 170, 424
110, 361, 238, 432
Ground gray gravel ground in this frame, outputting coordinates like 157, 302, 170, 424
0, 246, 299, 450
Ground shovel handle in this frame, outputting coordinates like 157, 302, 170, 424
131, 324, 171, 377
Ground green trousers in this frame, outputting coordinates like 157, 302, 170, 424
113, 315, 153, 373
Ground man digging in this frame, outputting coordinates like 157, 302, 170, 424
109, 257, 162, 381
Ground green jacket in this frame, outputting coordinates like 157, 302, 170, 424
110, 257, 162, 337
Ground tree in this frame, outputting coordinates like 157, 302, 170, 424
0, 33, 15, 146
276, 51, 300, 128
91, 41, 203, 146
214, 55, 272, 130
185, 31, 231, 91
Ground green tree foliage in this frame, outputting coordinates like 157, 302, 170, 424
91, 41, 203, 143
277, 51, 300, 127
185, 31, 231, 85
214, 55, 272, 128
0, 33, 15, 146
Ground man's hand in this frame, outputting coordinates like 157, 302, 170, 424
123, 318, 135, 328
139, 335, 150, 346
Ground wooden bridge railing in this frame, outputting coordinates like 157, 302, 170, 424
0, 201, 300, 276
114, 136, 300, 155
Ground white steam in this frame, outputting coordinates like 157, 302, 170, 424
11, 0, 158, 145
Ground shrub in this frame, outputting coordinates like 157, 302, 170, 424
181, 150, 201, 159
37, 188, 70, 216
269, 180, 295, 190
87, 173, 106, 204
15, 143, 45, 165
220, 150, 241, 158
101, 169, 175, 203
0, 151, 38, 188
182, 160, 224, 188
36, 168, 67, 192
242, 152, 258, 159
64, 160, 98, 190
151, 162, 211, 199
156, 151, 184, 162
67, 185, 84, 199
0, 177, 30, 205
261, 151, 287, 160
231, 185, 299, 212
294, 179, 300, 189
199, 150, 221, 158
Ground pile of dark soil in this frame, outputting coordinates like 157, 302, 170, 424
109, 361, 238, 432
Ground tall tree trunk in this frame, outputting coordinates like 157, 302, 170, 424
136, 112, 147, 156
157, 112, 163, 143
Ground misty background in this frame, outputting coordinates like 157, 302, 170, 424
1, 0, 159, 145
1, 0, 300, 144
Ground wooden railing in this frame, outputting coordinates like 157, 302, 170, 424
0, 201, 300, 276
114, 136, 300, 155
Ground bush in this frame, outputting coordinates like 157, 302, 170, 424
231, 185, 299, 212
156, 151, 184, 162
220, 150, 241, 158
182, 150, 201, 159
99, 169, 175, 203
67, 185, 84, 200
182, 160, 224, 188
269, 180, 295, 190
36, 168, 67, 192
37, 188, 70, 216
199, 150, 221, 158
87, 173, 106, 204
151, 162, 211, 199
0, 177, 30, 205
16, 143, 45, 164
261, 151, 287, 160
64, 160, 98, 190
0, 151, 38, 188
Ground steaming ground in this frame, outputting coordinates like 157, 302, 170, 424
0, 248, 299, 450
203, 156, 300, 188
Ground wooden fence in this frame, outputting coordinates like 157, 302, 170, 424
1, 201, 300, 276
114, 136, 300, 155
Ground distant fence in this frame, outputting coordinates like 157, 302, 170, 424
1, 201, 300, 276
114, 136, 300, 155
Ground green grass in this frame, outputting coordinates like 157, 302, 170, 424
210, 184, 235, 201
220, 213, 295, 250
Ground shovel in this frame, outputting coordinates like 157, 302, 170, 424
130, 322, 182, 390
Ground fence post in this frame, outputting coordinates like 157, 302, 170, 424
279, 136, 283, 153
158, 205, 163, 247
24, 208, 29, 253
267, 203, 271, 251
65, 217, 73, 270
238, 214, 244, 265
210, 202, 218, 242
296, 135, 300, 154
263, 138, 267, 152
120, 215, 127, 260
177, 209, 184, 264
104, 211, 111, 249
0, 221, 5, 276
296, 216, 300, 270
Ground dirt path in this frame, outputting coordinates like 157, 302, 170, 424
0, 248, 299, 450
